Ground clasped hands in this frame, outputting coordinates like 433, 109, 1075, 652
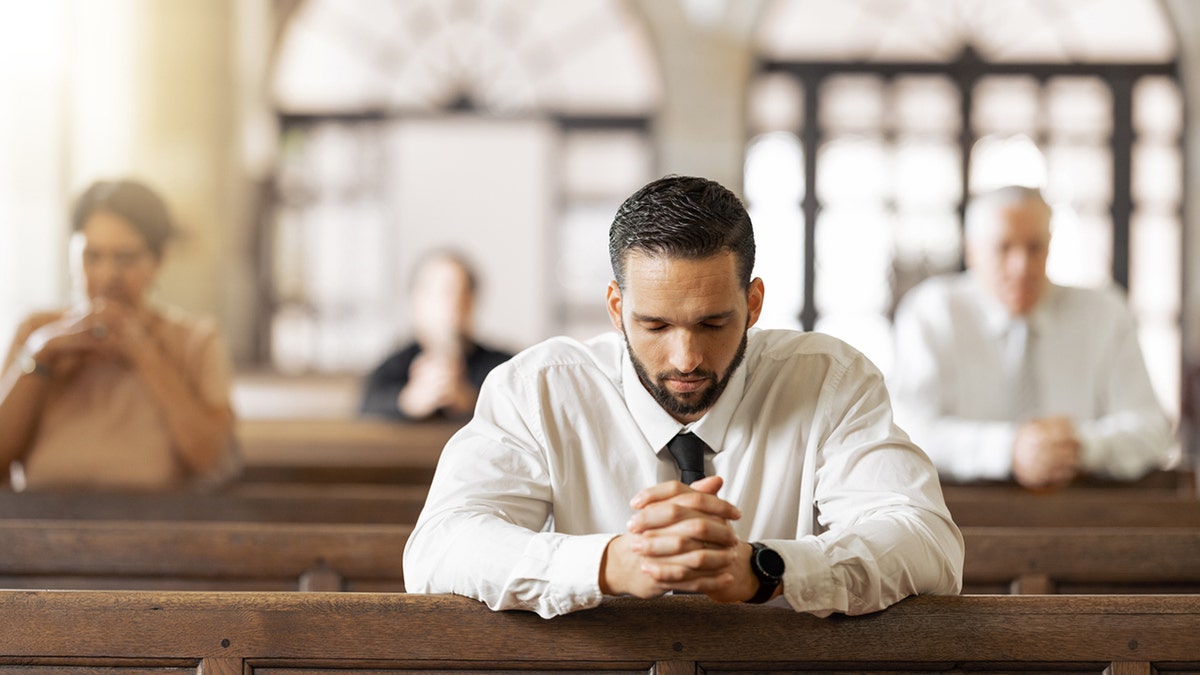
1012, 416, 1081, 490
600, 476, 760, 603
398, 352, 477, 418
23, 298, 154, 378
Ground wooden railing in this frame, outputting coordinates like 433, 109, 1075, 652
2, 591, 1199, 673
2, 517, 1199, 595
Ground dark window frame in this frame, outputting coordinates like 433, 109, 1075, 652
756, 47, 1182, 330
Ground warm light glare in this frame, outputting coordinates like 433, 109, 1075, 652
0, 0, 70, 345
69, 0, 138, 182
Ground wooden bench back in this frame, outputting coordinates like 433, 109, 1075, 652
1, 516, 1197, 596
946, 490, 1200, 527
962, 526, 1200, 594
2, 591, 1199, 672
236, 418, 457, 485
0, 519, 410, 592
0, 484, 428, 523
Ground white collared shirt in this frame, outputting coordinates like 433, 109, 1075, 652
888, 273, 1175, 482
403, 328, 964, 618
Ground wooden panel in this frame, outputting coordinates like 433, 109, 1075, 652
237, 419, 459, 456
237, 419, 455, 485
962, 527, 1200, 591
0, 520, 409, 590
4, 592, 1200, 666
249, 662, 652, 667
7, 520, 1200, 595
0, 486, 428, 524
946, 491, 1200, 528
698, 666, 1116, 674
941, 469, 1195, 493
0, 666, 197, 674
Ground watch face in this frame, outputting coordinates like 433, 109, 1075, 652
755, 546, 785, 579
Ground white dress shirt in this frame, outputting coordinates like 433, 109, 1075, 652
403, 328, 964, 618
889, 273, 1174, 482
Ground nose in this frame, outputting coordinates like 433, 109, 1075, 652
1005, 248, 1032, 277
668, 329, 704, 374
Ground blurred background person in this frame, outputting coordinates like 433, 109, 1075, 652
889, 186, 1174, 490
360, 250, 513, 422
0, 179, 238, 492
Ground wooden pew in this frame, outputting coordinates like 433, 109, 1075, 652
943, 469, 1198, 528
0, 519, 410, 592
940, 468, 1195, 487
962, 526, 1200, 594
2, 591, 1200, 673
946, 489, 1200, 527
941, 468, 1197, 493
4, 517, 1198, 598
236, 417, 458, 485
0, 484, 428, 523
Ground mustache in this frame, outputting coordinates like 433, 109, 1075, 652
658, 369, 717, 382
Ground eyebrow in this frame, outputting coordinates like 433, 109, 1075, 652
631, 310, 736, 324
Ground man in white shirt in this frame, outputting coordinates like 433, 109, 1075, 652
889, 185, 1174, 489
403, 175, 964, 618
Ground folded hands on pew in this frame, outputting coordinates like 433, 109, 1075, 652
600, 475, 769, 604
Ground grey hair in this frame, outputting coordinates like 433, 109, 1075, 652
964, 185, 1052, 245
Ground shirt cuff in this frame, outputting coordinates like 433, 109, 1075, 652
543, 532, 617, 615
769, 537, 841, 615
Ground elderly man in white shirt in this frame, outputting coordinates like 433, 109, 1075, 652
403, 175, 963, 618
889, 185, 1174, 489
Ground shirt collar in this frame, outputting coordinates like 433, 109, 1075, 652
621, 344, 747, 456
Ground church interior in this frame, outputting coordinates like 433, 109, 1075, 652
2, 0, 1200, 670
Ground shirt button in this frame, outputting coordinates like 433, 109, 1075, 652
801, 588, 814, 602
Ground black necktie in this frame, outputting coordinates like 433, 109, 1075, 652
667, 432, 707, 485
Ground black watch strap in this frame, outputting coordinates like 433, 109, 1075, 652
747, 542, 784, 604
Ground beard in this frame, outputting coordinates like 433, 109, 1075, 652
625, 327, 748, 420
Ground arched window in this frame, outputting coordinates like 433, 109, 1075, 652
747, 0, 1182, 419
265, 0, 659, 372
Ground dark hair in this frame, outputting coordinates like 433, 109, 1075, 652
409, 248, 479, 295
71, 179, 178, 258
608, 175, 755, 290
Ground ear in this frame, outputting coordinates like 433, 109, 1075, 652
606, 281, 624, 331
746, 277, 765, 328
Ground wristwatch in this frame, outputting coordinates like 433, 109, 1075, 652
747, 542, 785, 604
